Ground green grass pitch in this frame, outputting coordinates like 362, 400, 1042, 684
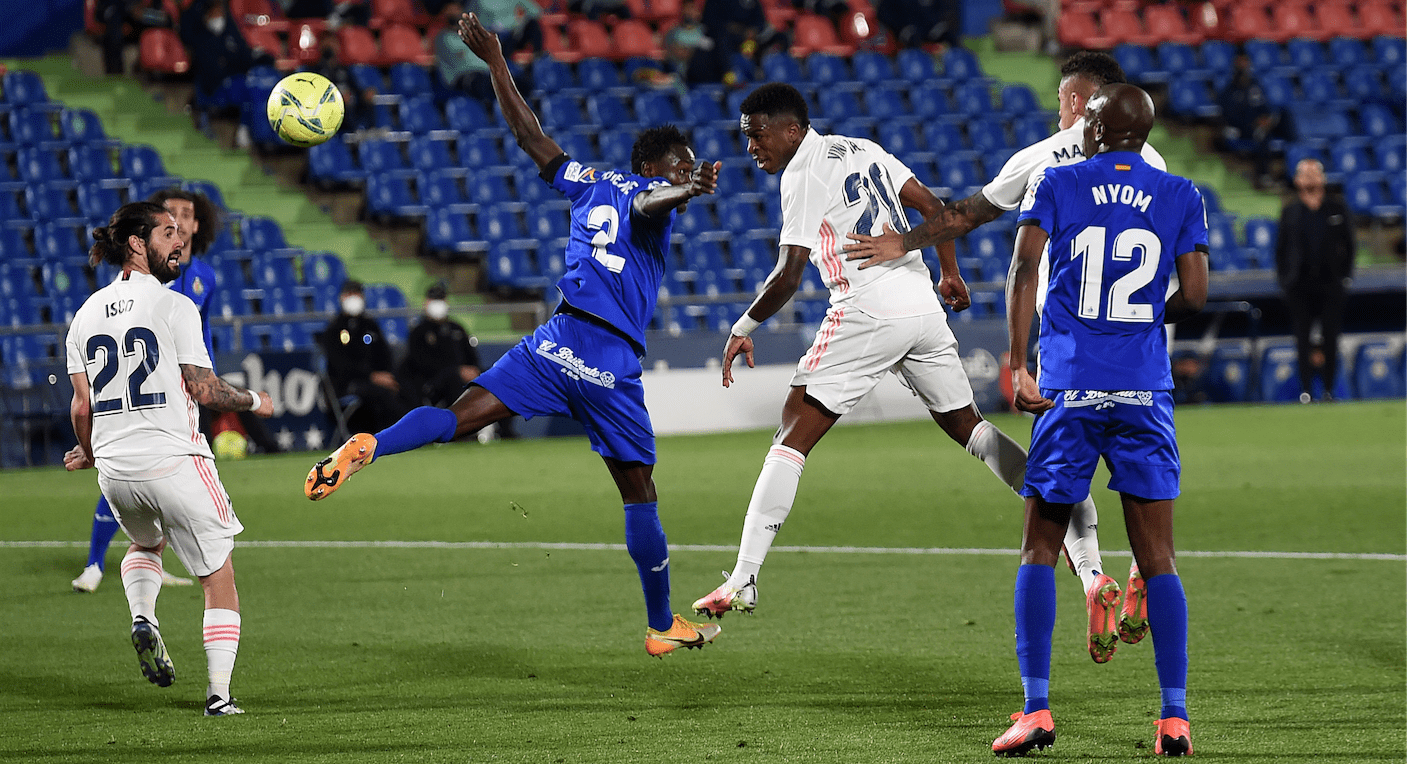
1, 401, 1403, 763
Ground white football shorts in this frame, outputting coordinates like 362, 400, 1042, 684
98, 455, 243, 578
791, 307, 975, 416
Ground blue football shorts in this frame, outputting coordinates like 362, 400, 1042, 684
473, 313, 655, 465
1020, 389, 1180, 504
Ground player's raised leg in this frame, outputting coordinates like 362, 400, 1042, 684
306, 388, 511, 500
1123, 493, 1191, 755
199, 555, 244, 716
694, 387, 837, 618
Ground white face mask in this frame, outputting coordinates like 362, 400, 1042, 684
425, 299, 449, 321
341, 295, 365, 316
206, 15, 226, 33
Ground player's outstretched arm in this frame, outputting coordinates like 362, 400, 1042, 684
633, 160, 720, 220
844, 189, 1003, 265
1165, 250, 1209, 323
721, 244, 809, 388
898, 177, 970, 310
458, 12, 562, 170
180, 364, 275, 417
1006, 224, 1053, 413
66, 372, 95, 471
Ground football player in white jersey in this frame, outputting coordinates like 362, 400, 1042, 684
691, 83, 1034, 630
64, 202, 274, 716
844, 52, 1166, 661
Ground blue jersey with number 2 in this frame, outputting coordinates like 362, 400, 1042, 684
548, 157, 674, 354
1019, 152, 1208, 391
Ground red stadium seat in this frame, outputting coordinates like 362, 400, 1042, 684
761, 0, 797, 28
371, 0, 427, 28
380, 24, 431, 65
241, 24, 286, 59
625, 0, 681, 23
138, 28, 190, 74
791, 14, 854, 57
541, 21, 577, 63
1269, 3, 1322, 42
289, 23, 323, 66
568, 19, 614, 61
612, 20, 662, 60
337, 25, 381, 65
1100, 7, 1155, 46
1143, 4, 1202, 45
1058, 9, 1117, 49
1223, 4, 1271, 42
1358, 1, 1406, 37
231, 0, 282, 26
1315, 3, 1361, 38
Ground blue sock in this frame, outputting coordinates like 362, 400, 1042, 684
1014, 564, 1057, 714
1146, 573, 1189, 721
86, 497, 120, 571
623, 502, 673, 632
372, 406, 458, 459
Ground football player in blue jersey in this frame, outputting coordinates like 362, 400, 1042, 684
303, 11, 724, 658
72, 189, 221, 593
993, 84, 1207, 757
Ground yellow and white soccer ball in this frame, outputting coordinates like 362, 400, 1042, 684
212, 430, 249, 461
266, 72, 345, 147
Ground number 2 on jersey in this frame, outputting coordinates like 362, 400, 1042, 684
86, 327, 167, 414
1071, 225, 1161, 322
586, 205, 625, 273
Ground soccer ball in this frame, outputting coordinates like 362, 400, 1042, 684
212, 430, 248, 461
266, 72, 345, 147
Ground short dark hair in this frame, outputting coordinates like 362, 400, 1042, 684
147, 187, 221, 256
630, 124, 690, 175
1060, 51, 1127, 88
89, 201, 167, 267
341, 278, 364, 295
738, 83, 810, 129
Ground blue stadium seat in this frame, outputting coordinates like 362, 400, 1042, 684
1372, 35, 1405, 69
0, 188, 24, 223
26, 185, 83, 226
531, 57, 575, 94
3, 71, 48, 107
731, 238, 771, 271
965, 228, 1010, 262
307, 136, 367, 187
210, 288, 249, 319
1330, 144, 1372, 177
0, 265, 39, 301
586, 93, 632, 128
120, 145, 167, 179
302, 251, 346, 288
554, 132, 598, 163
938, 158, 980, 191
1197, 184, 1222, 214
66, 145, 115, 182
1200, 39, 1236, 72
1257, 71, 1295, 109
478, 205, 526, 243
419, 170, 470, 209
896, 48, 937, 81
1244, 39, 1284, 71
9, 109, 57, 146
388, 63, 434, 97
92, 260, 119, 288
1343, 64, 1387, 102
951, 81, 993, 115
806, 54, 850, 87
1242, 217, 1277, 255
424, 208, 480, 257
924, 121, 966, 154
1377, 139, 1406, 175
1157, 42, 1208, 80
863, 86, 908, 121
760, 52, 803, 84
250, 251, 301, 290
1012, 115, 1054, 147
634, 91, 682, 125
1344, 177, 1394, 217
1328, 37, 1370, 68
690, 126, 735, 161
998, 84, 1041, 116
75, 183, 121, 222
716, 198, 764, 233
516, 167, 556, 203
33, 224, 86, 262
358, 139, 411, 176
597, 129, 635, 166
17, 147, 66, 183
466, 169, 512, 202
1353, 341, 1405, 399
1168, 79, 1219, 118
681, 89, 726, 126
1299, 69, 1345, 107
714, 162, 752, 195
1286, 39, 1327, 70
1260, 343, 1304, 401
672, 200, 714, 235
1295, 106, 1354, 141
967, 118, 1011, 153
942, 47, 983, 80
0, 228, 36, 264
1114, 44, 1167, 85
407, 135, 456, 173
535, 94, 583, 130
851, 50, 895, 84
1356, 102, 1401, 138
364, 283, 407, 310
444, 97, 493, 133
183, 179, 226, 210
213, 254, 250, 290
240, 216, 289, 251
833, 117, 873, 142
59, 108, 110, 145
485, 241, 544, 290
347, 64, 384, 93
528, 200, 571, 240
457, 132, 504, 167
1205, 344, 1252, 402
876, 122, 921, 157
1204, 214, 1236, 254
577, 58, 622, 91
399, 97, 447, 134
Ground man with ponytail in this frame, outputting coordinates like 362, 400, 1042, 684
64, 202, 275, 717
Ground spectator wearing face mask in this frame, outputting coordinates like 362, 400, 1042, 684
320, 280, 408, 433
397, 283, 482, 408
180, 0, 272, 112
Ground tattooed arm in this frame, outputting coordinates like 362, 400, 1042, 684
180, 364, 275, 416
843, 190, 1006, 266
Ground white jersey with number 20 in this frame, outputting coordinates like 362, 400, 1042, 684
66, 270, 214, 479
778, 128, 943, 320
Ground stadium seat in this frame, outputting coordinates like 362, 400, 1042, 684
613, 20, 661, 59
716, 198, 763, 233
568, 20, 613, 61
1260, 343, 1305, 401
366, 175, 427, 221
302, 251, 346, 288
689, 126, 734, 161
30, 183, 85, 225
210, 287, 249, 319
64, 145, 112, 182
575, 58, 621, 92
3, 71, 48, 107
213, 257, 248, 291
259, 285, 303, 316
531, 57, 574, 95
1167, 79, 1220, 119
75, 183, 121, 222
478, 205, 527, 244
634, 91, 682, 125
1144, 3, 1201, 45
924, 121, 966, 154
909, 84, 954, 120
1287, 39, 1328, 70
1204, 214, 1236, 254
1057, 10, 1114, 51
241, 216, 289, 251
998, 84, 1041, 116
760, 52, 803, 84
791, 14, 852, 57
1242, 217, 1277, 256
120, 145, 167, 179
17, 148, 67, 183
1243, 39, 1284, 71
1360, 3, 1406, 37
399, 97, 447, 134
1343, 64, 1388, 102
1199, 39, 1236, 72
967, 118, 1011, 153
806, 53, 850, 88
952, 82, 994, 115
1356, 103, 1400, 139
337, 26, 381, 66
404, 135, 454, 175
452, 132, 500, 168
1353, 341, 1405, 399
389, 64, 434, 99
138, 27, 190, 75
423, 208, 478, 257
1099, 7, 1154, 47
10, 110, 58, 147
1328, 37, 1370, 68
1205, 344, 1252, 402
817, 90, 862, 122
358, 139, 412, 176
40, 260, 87, 299
307, 135, 367, 187
58, 108, 110, 146
1300, 70, 1346, 107
896, 48, 937, 81
681, 89, 726, 126
851, 50, 895, 84
1114, 44, 1163, 86
381, 25, 430, 66
1372, 35, 1406, 69
538, 94, 585, 130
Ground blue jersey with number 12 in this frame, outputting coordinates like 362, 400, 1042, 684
1019, 151, 1208, 391
547, 157, 674, 355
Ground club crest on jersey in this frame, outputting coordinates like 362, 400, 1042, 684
192, 277, 205, 296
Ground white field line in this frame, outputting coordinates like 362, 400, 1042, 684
1, 540, 1403, 561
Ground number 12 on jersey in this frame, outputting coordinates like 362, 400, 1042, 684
1071, 225, 1161, 323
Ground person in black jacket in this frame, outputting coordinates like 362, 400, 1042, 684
398, 283, 481, 408
321, 280, 407, 432
1275, 158, 1355, 403
180, 0, 272, 111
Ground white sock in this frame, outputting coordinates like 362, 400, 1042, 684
964, 420, 1027, 493
119, 551, 163, 626
1065, 494, 1105, 592
203, 608, 241, 700
732, 445, 806, 586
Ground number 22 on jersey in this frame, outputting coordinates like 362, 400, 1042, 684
1070, 225, 1161, 323
86, 327, 167, 414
